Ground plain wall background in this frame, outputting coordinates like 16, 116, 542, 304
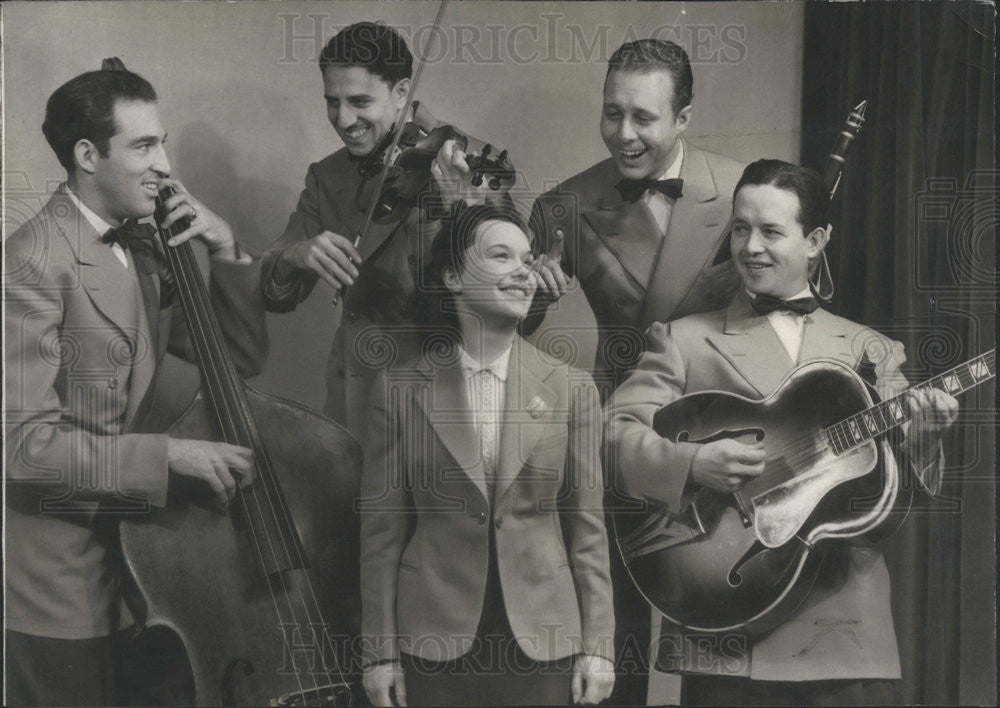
3, 0, 803, 412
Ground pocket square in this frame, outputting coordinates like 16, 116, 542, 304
526, 396, 548, 419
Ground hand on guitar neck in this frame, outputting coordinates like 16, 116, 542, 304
900, 387, 959, 471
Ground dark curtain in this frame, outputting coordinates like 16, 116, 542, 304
801, 2, 996, 704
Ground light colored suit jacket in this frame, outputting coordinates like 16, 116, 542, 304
360, 337, 615, 664
527, 141, 746, 389
4, 191, 267, 639
605, 292, 941, 681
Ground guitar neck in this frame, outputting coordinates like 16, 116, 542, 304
826, 349, 995, 454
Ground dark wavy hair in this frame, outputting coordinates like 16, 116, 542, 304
607, 39, 693, 117
319, 22, 413, 86
42, 69, 157, 171
734, 159, 830, 235
411, 202, 530, 347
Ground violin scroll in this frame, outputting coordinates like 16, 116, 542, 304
467, 144, 513, 192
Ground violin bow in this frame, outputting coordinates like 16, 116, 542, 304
332, 0, 449, 307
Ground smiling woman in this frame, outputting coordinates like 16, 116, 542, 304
359, 202, 616, 707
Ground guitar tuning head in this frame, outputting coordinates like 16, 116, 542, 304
471, 172, 485, 187
497, 149, 509, 164
489, 176, 502, 191
480, 144, 493, 159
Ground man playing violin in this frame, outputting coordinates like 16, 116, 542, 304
605, 159, 958, 705
260, 21, 502, 446
4, 66, 267, 705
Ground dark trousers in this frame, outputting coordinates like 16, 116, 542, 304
606, 499, 651, 706
400, 526, 574, 707
682, 674, 897, 706
5, 627, 194, 707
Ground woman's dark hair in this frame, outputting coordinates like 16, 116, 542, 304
410, 202, 530, 349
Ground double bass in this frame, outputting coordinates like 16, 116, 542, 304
103, 54, 363, 706
119, 183, 363, 706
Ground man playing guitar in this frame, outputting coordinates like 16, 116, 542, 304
605, 159, 958, 705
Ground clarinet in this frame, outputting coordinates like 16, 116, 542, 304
812, 100, 868, 300
823, 100, 868, 200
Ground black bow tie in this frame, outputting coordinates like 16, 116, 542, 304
100, 221, 156, 249
750, 294, 820, 316
615, 177, 683, 203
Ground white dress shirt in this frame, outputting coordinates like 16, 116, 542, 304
643, 140, 684, 235
64, 184, 128, 268
750, 286, 813, 363
458, 345, 512, 493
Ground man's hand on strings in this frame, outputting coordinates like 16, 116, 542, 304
902, 387, 958, 469
690, 438, 766, 492
277, 231, 362, 294
159, 178, 239, 261
167, 438, 256, 509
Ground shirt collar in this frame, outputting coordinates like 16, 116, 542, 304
459, 345, 512, 382
655, 139, 684, 181
63, 183, 116, 236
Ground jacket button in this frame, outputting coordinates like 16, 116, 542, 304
615, 299, 626, 310
108, 377, 119, 390
494, 518, 503, 529
477, 511, 487, 524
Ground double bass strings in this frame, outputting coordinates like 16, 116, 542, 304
157, 210, 348, 704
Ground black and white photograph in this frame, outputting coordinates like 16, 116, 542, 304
2, 1, 995, 705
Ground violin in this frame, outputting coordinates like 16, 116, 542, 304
357, 103, 515, 225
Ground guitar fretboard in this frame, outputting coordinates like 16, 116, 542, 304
826, 350, 995, 455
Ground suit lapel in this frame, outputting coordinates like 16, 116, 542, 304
53, 196, 139, 341
582, 191, 662, 290
495, 339, 558, 503
638, 143, 732, 327
415, 356, 488, 503
329, 166, 408, 262
796, 308, 856, 366
121, 249, 161, 431
706, 293, 794, 397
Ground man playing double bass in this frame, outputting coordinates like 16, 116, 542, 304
260, 21, 503, 446
4, 66, 268, 705
605, 159, 958, 705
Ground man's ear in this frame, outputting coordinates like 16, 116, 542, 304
674, 103, 693, 134
73, 139, 100, 175
442, 266, 462, 294
392, 77, 411, 109
806, 224, 831, 259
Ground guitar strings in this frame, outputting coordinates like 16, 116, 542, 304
739, 355, 995, 496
